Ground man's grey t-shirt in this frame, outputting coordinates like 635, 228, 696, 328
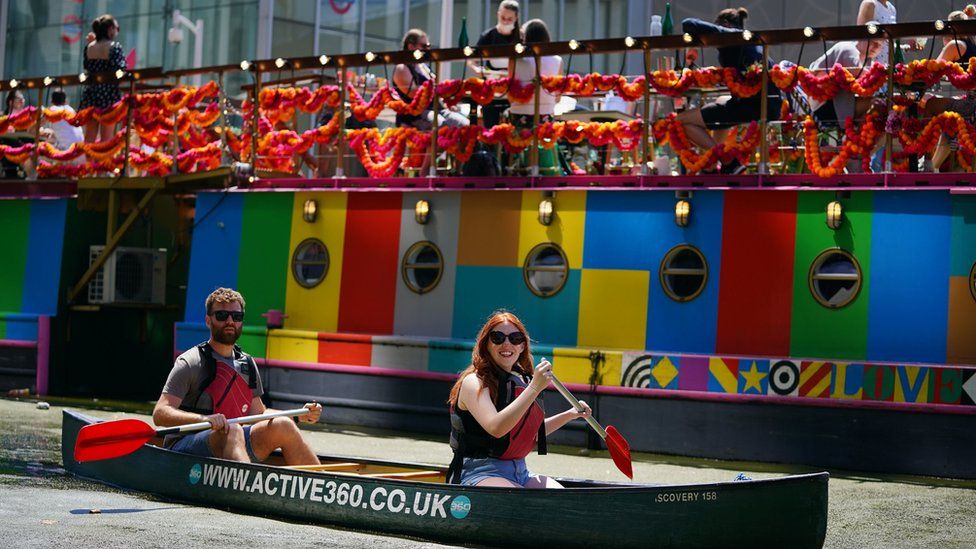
808, 41, 863, 123
162, 345, 264, 413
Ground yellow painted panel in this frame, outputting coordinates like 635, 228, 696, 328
518, 190, 586, 269
550, 350, 593, 384
577, 269, 649, 350
266, 331, 318, 363
599, 351, 623, 387
284, 192, 348, 332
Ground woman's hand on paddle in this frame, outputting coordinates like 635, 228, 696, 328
569, 400, 592, 419
299, 402, 322, 423
529, 358, 554, 393
203, 413, 229, 433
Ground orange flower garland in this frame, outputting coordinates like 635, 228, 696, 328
802, 110, 884, 177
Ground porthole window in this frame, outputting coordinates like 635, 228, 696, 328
291, 238, 329, 289
523, 243, 569, 298
970, 262, 976, 302
808, 248, 862, 309
660, 245, 708, 302
402, 241, 443, 294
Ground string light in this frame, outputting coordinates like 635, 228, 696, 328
319, 55, 330, 65
43, 76, 54, 86
866, 23, 878, 35
514, 43, 525, 54
803, 27, 815, 38
935, 20, 945, 31
78, 72, 88, 82
624, 36, 636, 48
742, 30, 753, 41
568, 39, 580, 51
8, 79, 18, 88
274, 57, 286, 68
115, 69, 126, 79
682, 33, 693, 44
463, 46, 474, 56
239, 60, 251, 71
365, 52, 376, 63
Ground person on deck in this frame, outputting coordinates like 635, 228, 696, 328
922, 8, 976, 170
153, 287, 322, 465
80, 14, 126, 143
446, 311, 591, 487
468, 0, 521, 129
676, 7, 783, 174
808, 37, 885, 128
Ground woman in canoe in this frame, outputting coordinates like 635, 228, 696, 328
446, 311, 591, 487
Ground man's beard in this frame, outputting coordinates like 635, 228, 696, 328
212, 325, 241, 345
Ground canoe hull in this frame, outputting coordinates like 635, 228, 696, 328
61, 410, 828, 548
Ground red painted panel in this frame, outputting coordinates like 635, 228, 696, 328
337, 192, 402, 334
716, 191, 797, 356
318, 333, 373, 366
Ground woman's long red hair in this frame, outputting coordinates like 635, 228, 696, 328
447, 311, 534, 407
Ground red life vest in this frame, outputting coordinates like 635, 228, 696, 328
180, 343, 258, 420
447, 369, 547, 484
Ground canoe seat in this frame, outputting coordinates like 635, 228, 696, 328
287, 462, 361, 472
362, 470, 444, 480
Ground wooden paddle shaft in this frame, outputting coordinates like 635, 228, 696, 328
157, 408, 310, 437
548, 375, 609, 440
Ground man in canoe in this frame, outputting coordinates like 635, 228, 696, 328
153, 288, 322, 465
446, 311, 592, 487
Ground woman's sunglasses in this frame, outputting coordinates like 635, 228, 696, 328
211, 310, 245, 322
489, 330, 525, 345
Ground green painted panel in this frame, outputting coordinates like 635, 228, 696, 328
0, 201, 31, 313
0, 317, 6, 339
239, 327, 268, 360
236, 193, 293, 333
790, 191, 872, 360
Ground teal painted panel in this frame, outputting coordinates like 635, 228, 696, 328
950, 194, 976, 277
452, 266, 580, 347
427, 344, 473, 374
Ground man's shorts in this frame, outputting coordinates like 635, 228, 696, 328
459, 457, 541, 487
170, 425, 259, 462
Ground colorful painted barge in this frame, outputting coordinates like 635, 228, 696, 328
2, 21, 975, 480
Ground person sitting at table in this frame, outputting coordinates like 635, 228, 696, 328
808, 37, 884, 128
677, 8, 783, 174
922, 8, 976, 171
46, 90, 85, 155
393, 28, 468, 174
507, 19, 565, 175
2, 90, 36, 178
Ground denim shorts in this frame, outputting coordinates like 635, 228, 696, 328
459, 457, 539, 487
170, 425, 259, 462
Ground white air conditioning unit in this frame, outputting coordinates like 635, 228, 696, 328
88, 246, 167, 305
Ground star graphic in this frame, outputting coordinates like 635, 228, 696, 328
741, 362, 767, 393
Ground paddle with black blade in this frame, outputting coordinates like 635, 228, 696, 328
73, 407, 311, 463
548, 374, 633, 479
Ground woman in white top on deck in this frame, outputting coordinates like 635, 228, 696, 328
507, 19, 562, 174
857, 0, 897, 66
508, 19, 561, 123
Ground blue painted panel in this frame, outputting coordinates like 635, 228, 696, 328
22, 199, 68, 314
452, 266, 580, 347
950, 194, 976, 277
583, 191, 724, 354
175, 322, 209, 354
184, 192, 244, 322
868, 192, 951, 363
3, 313, 38, 341
645, 191, 724, 354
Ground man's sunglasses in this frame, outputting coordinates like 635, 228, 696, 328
489, 331, 526, 345
211, 310, 245, 322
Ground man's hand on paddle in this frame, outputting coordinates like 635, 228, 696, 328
203, 413, 229, 433
298, 402, 322, 423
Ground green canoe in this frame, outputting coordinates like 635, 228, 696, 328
62, 410, 828, 548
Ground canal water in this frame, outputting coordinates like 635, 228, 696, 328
0, 398, 972, 548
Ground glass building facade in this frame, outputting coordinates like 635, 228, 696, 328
3, 0, 960, 82
1, 0, 643, 82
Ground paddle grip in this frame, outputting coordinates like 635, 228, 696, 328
548, 375, 609, 439
168, 408, 310, 435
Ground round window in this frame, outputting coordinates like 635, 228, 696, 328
660, 245, 708, 302
808, 248, 862, 308
970, 262, 976, 302
402, 241, 443, 294
523, 243, 569, 298
291, 238, 330, 289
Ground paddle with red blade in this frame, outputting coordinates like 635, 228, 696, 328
74, 407, 311, 463
549, 374, 633, 479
